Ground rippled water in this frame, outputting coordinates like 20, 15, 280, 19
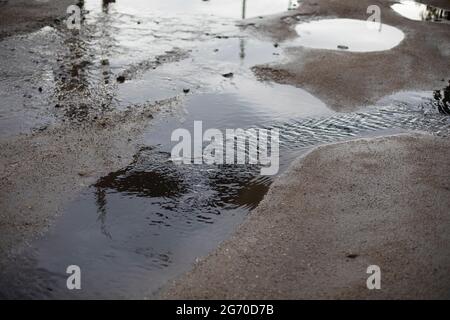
0, 0, 303, 137
2, 86, 450, 299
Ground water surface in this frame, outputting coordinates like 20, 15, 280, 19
391, 0, 450, 23
1, 0, 450, 299
292, 19, 405, 52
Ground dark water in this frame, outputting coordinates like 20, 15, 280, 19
2, 87, 450, 299
1, 0, 450, 299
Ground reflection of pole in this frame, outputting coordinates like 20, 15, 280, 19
240, 1, 246, 61
239, 38, 245, 60
95, 186, 112, 239
102, 0, 116, 13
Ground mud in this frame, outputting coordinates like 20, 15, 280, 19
0, 0, 76, 39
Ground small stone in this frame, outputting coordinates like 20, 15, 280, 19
337, 45, 349, 50
222, 72, 234, 78
116, 75, 126, 83
38, 87, 43, 93
183, 88, 190, 94
346, 253, 358, 259
100, 59, 109, 65
274, 43, 279, 48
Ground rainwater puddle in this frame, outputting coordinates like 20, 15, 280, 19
116, 38, 287, 106
1, 1, 450, 299
90, 0, 302, 19
292, 19, 405, 52
391, 0, 450, 23
2, 86, 450, 299
0, 0, 296, 137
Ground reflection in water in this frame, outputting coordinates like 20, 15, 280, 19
240, 38, 246, 59
3, 89, 450, 298
102, 0, 115, 13
94, 150, 188, 199
3, 0, 450, 300
434, 80, 450, 115
391, 0, 450, 22
95, 182, 111, 238
53, 1, 117, 121
93, 149, 189, 238
92, 146, 268, 234
292, 19, 405, 52
90, 0, 301, 19
239, 0, 300, 19
237, 0, 298, 58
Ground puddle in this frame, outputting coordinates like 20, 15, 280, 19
0, 64, 335, 299
0, 0, 296, 137
391, 0, 450, 23
291, 19, 405, 52
1, 0, 450, 299
118, 66, 332, 124
115, 38, 287, 107
90, 0, 302, 19
2, 86, 450, 299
